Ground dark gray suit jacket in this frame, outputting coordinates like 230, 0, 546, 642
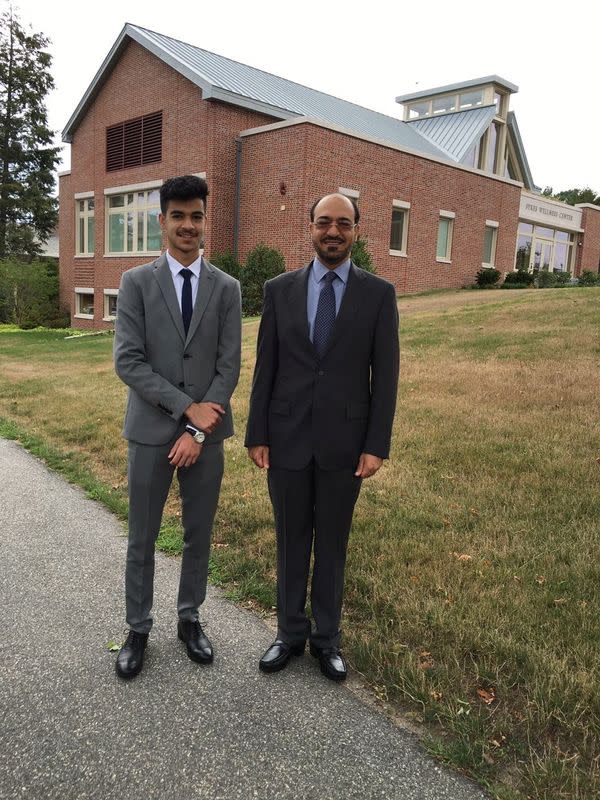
114, 254, 241, 446
245, 262, 399, 470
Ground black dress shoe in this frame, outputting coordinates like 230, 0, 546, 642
178, 619, 213, 664
115, 630, 148, 679
309, 643, 347, 682
259, 639, 305, 673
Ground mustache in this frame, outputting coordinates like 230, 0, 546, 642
323, 237, 344, 244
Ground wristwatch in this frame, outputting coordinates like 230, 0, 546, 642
185, 424, 205, 444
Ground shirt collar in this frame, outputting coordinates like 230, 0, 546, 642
166, 250, 203, 279
312, 257, 351, 284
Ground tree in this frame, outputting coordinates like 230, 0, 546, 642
241, 243, 285, 315
0, 10, 60, 259
541, 186, 600, 206
350, 234, 375, 273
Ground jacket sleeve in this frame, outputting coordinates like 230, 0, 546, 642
363, 283, 399, 459
113, 269, 193, 421
244, 281, 278, 447
200, 279, 242, 407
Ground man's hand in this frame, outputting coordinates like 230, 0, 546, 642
248, 445, 270, 469
355, 453, 383, 478
185, 402, 225, 433
168, 433, 201, 468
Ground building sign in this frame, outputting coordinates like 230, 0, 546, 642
519, 191, 582, 231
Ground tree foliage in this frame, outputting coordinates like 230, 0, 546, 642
350, 234, 375, 273
541, 186, 600, 206
0, 10, 60, 259
0, 258, 68, 328
241, 243, 285, 315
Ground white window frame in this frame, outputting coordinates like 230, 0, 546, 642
482, 220, 499, 268
104, 181, 162, 257
75, 192, 95, 256
103, 289, 119, 321
389, 200, 410, 257
338, 186, 360, 200
74, 288, 94, 319
436, 211, 455, 263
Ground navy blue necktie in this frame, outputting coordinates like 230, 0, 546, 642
180, 268, 193, 336
313, 271, 337, 358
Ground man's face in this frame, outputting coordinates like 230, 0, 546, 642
309, 194, 359, 268
159, 197, 206, 265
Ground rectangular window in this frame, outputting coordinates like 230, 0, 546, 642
389, 201, 410, 255
459, 90, 483, 109
105, 188, 161, 255
436, 212, 454, 262
75, 288, 94, 319
106, 111, 162, 172
75, 196, 95, 255
482, 221, 499, 267
103, 290, 118, 321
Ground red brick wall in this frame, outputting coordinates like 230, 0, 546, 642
238, 122, 522, 293
576, 206, 600, 275
59, 40, 273, 327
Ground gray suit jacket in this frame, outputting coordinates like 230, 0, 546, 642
114, 254, 242, 446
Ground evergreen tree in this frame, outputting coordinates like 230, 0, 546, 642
0, 10, 60, 259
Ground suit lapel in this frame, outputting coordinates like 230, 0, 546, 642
186, 258, 216, 343
285, 264, 312, 348
154, 255, 186, 343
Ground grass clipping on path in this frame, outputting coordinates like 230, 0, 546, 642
1, 288, 599, 800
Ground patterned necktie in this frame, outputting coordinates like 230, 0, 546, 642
180, 268, 193, 336
313, 271, 337, 358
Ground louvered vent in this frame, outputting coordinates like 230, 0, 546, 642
106, 112, 162, 172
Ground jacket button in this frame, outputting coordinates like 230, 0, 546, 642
318, 370, 324, 376
178, 382, 184, 388
183, 353, 191, 359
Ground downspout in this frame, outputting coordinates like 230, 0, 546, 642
233, 137, 242, 259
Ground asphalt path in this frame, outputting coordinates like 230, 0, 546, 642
0, 438, 488, 800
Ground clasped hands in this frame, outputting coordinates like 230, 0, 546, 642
168, 401, 225, 467
247, 446, 383, 478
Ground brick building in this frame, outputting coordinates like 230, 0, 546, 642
59, 23, 600, 327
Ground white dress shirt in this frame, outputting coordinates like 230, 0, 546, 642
166, 251, 202, 311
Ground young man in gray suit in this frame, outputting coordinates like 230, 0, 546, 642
114, 175, 241, 679
245, 193, 399, 681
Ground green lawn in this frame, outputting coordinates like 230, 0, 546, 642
1, 287, 598, 800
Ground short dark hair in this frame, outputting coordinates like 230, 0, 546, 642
160, 175, 209, 214
309, 194, 360, 224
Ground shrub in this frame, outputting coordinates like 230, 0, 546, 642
0, 259, 69, 328
577, 270, 600, 286
209, 250, 241, 281
241, 243, 285, 315
553, 272, 573, 287
350, 235, 375, 273
475, 268, 500, 287
503, 270, 534, 287
536, 269, 557, 288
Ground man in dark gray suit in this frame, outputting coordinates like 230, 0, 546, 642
114, 175, 241, 679
245, 193, 399, 681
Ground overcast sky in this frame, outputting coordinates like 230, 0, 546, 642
9, 0, 600, 194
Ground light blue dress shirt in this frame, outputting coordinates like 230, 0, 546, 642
307, 258, 351, 341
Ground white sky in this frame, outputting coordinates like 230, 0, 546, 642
9, 0, 600, 193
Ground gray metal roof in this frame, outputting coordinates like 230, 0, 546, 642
62, 23, 447, 160
407, 105, 497, 162
396, 75, 519, 104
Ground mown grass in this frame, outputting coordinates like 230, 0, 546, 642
0, 287, 598, 799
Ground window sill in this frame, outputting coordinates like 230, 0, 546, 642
481, 263, 496, 269
102, 316, 116, 322
389, 249, 407, 258
436, 257, 452, 264
74, 313, 94, 319
103, 251, 161, 258
75, 253, 95, 259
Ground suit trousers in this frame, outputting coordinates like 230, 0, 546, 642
267, 461, 362, 649
125, 439, 224, 634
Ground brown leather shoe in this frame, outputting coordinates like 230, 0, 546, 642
259, 639, 305, 673
178, 619, 213, 664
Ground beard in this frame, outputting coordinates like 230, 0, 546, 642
314, 238, 352, 266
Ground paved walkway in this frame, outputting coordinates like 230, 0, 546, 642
0, 438, 488, 800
